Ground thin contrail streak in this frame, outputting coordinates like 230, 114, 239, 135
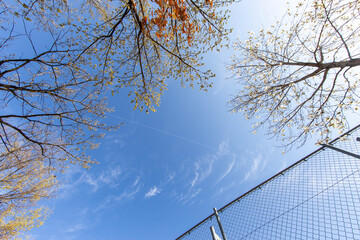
108, 113, 217, 151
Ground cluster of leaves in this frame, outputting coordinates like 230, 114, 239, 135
0, 142, 56, 239
229, 0, 360, 146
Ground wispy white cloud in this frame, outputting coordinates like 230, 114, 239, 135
113, 176, 141, 202
191, 154, 215, 187
98, 166, 122, 185
94, 176, 142, 212
163, 140, 242, 205
114, 185, 141, 201
172, 188, 202, 205
215, 156, 236, 184
166, 140, 235, 204
79, 165, 122, 192
80, 173, 100, 192
132, 176, 140, 188
189, 140, 232, 187
145, 186, 161, 198
165, 173, 175, 184
217, 141, 230, 155
64, 222, 86, 233
243, 155, 262, 182
212, 180, 237, 199
190, 172, 199, 187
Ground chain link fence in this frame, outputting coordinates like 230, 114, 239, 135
176, 125, 360, 240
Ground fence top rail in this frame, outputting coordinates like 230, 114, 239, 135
175, 124, 360, 240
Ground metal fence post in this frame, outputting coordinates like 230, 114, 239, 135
213, 208, 227, 240
210, 226, 222, 240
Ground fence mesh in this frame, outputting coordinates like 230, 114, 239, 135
176, 125, 360, 240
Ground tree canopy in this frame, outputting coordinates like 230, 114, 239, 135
229, 0, 360, 146
0, 0, 234, 237
0, 142, 55, 239
1, 0, 233, 162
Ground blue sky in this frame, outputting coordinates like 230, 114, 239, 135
28, 0, 323, 239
